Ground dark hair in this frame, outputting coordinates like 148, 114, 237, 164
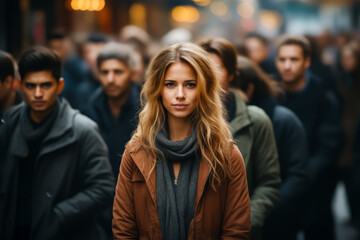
245, 32, 269, 46
47, 29, 66, 41
0, 51, 15, 83
18, 46, 62, 81
86, 32, 108, 43
231, 56, 281, 98
97, 42, 137, 70
276, 35, 311, 59
199, 38, 238, 78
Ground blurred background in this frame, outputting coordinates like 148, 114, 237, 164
1, 0, 359, 57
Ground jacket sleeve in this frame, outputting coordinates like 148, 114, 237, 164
249, 108, 281, 239
267, 107, 309, 225
221, 144, 251, 240
53, 117, 115, 227
308, 91, 342, 182
353, 116, 360, 202
112, 147, 139, 239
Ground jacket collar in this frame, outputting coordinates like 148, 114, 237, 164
228, 88, 251, 134
10, 98, 77, 158
90, 83, 140, 131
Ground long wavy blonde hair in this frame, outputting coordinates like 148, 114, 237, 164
130, 42, 233, 190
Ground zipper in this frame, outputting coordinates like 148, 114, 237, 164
192, 169, 211, 240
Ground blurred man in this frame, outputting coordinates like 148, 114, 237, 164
75, 33, 108, 110
0, 46, 114, 240
244, 32, 277, 76
47, 30, 88, 109
82, 42, 141, 239
0, 51, 22, 117
275, 35, 341, 240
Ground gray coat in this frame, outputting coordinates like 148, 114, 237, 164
0, 99, 115, 240
229, 89, 281, 240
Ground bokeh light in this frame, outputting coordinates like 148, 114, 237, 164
130, 3, 146, 28
260, 10, 283, 30
210, 1, 228, 17
237, 2, 254, 19
70, 0, 105, 11
193, 0, 211, 7
172, 6, 200, 23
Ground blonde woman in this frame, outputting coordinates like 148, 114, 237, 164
112, 42, 251, 239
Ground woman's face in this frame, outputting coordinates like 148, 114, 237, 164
161, 62, 198, 122
341, 48, 357, 73
209, 53, 232, 91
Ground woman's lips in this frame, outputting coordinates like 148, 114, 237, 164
173, 104, 188, 110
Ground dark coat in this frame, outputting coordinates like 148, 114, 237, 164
227, 89, 280, 240
251, 96, 309, 239
82, 83, 141, 178
0, 98, 115, 240
278, 73, 342, 224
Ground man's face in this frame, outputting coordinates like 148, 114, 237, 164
83, 42, 105, 77
0, 77, 12, 103
48, 39, 67, 61
341, 48, 357, 72
21, 70, 63, 121
276, 44, 310, 84
209, 53, 232, 91
98, 59, 132, 99
244, 37, 268, 64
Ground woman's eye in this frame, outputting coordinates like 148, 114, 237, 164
165, 82, 175, 87
186, 83, 196, 88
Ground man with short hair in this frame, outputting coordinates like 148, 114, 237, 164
0, 46, 114, 240
244, 32, 277, 76
47, 30, 88, 109
0, 51, 22, 117
83, 42, 141, 239
275, 35, 342, 240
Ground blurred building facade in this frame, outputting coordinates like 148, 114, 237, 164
1, 0, 359, 57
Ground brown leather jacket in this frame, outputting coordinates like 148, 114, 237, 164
112, 142, 251, 239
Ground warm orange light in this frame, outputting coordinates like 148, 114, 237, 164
237, 2, 254, 19
193, 0, 211, 7
172, 6, 199, 23
260, 10, 282, 30
129, 3, 146, 28
210, 1, 228, 17
70, 0, 105, 11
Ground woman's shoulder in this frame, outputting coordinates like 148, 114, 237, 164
230, 142, 245, 165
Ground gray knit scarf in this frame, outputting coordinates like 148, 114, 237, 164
155, 127, 200, 240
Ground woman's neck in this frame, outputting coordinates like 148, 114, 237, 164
167, 116, 192, 141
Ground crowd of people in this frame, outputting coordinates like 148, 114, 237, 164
0, 25, 360, 240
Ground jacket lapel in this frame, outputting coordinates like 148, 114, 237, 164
194, 156, 210, 208
131, 150, 157, 206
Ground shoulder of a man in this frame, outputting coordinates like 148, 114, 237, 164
247, 104, 272, 127
73, 111, 99, 134
3, 102, 25, 122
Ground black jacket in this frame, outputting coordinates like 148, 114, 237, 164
0, 98, 115, 240
83, 83, 141, 178
278, 73, 342, 223
252, 96, 308, 238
